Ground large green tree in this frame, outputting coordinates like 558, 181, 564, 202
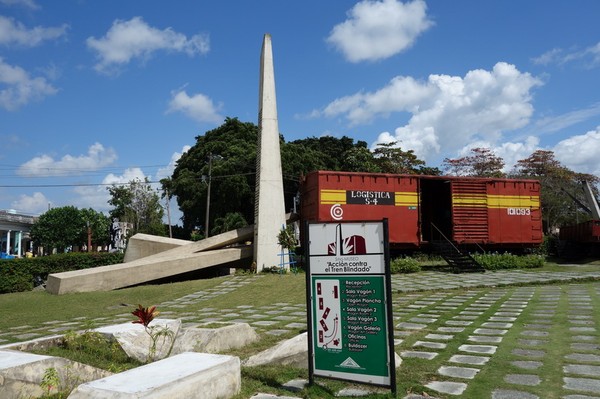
372, 141, 432, 174
30, 206, 109, 252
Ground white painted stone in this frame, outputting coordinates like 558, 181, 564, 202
244, 332, 308, 368
173, 323, 259, 354
95, 319, 181, 363
0, 349, 110, 399
68, 352, 240, 399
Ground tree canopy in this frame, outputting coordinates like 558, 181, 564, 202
107, 178, 165, 237
442, 147, 505, 177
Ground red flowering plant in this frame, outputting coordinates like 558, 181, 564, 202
132, 304, 159, 328
131, 304, 173, 362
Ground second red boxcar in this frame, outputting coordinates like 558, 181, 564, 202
300, 171, 543, 250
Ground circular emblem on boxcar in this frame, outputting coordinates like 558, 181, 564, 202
330, 204, 344, 220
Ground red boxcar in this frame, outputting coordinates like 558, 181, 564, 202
559, 220, 600, 243
300, 171, 543, 250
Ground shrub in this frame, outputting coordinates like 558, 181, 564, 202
0, 252, 124, 294
390, 257, 421, 274
472, 252, 545, 271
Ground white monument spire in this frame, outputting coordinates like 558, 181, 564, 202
254, 34, 287, 272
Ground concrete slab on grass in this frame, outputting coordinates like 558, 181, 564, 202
68, 352, 241, 399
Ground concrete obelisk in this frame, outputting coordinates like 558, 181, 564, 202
254, 34, 287, 272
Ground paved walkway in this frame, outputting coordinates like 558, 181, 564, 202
1, 268, 600, 398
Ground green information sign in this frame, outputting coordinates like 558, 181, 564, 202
306, 221, 395, 390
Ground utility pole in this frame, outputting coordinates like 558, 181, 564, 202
86, 221, 92, 252
165, 189, 173, 238
205, 153, 213, 239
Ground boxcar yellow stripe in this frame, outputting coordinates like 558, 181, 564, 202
395, 192, 418, 206
320, 189, 347, 204
453, 194, 540, 208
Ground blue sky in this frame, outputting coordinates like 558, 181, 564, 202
1, 0, 599, 222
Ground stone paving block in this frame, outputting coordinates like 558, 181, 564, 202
570, 320, 595, 325
482, 322, 513, 328
518, 339, 547, 347
564, 377, 600, 394
571, 343, 600, 351
409, 317, 437, 323
336, 387, 374, 397
437, 327, 465, 333
474, 328, 508, 335
425, 333, 453, 341
565, 353, 600, 363
396, 322, 427, 330
491, 389, 539, 399
572, 335, 597, 342
453, 315, 478, 320
252, 321, 278, 326
512, 349, 545, 358
521, 330, 549, 337
459, 344, 497, 354
562, 395, 600, 399
281, 379, 308, 392
564, 364, 600, 377
495, 312, 521, 317
489, 316, 517, 322
400, 351, 438, 360
413, 341, 447, 349
425, 381, 467, 395
468, 335, 503, 344
266, 330, 291, 336
504, 374, 541, 386
570, 327, 597, 333
448, 354, 490, 365
445, 320, 472, 326
438, 365, 480, 379
511, 360, 542, 370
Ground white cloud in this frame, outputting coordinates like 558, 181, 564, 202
87, 16, 209, 74
553, 127, 600, 176
0, 0, 40, 10
318, 62, 541, 162
17, 142, 117, 177
0, 16, 68, 47
156, 145, 191, 180
533, 41, 600, 69
530, 103, 600, 135
0, 57, 58, 110
11, 192, 49, 215
327, 0, 433, 63
167, 89, 223, 124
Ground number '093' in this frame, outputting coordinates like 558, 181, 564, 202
507, 208, 531, 216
